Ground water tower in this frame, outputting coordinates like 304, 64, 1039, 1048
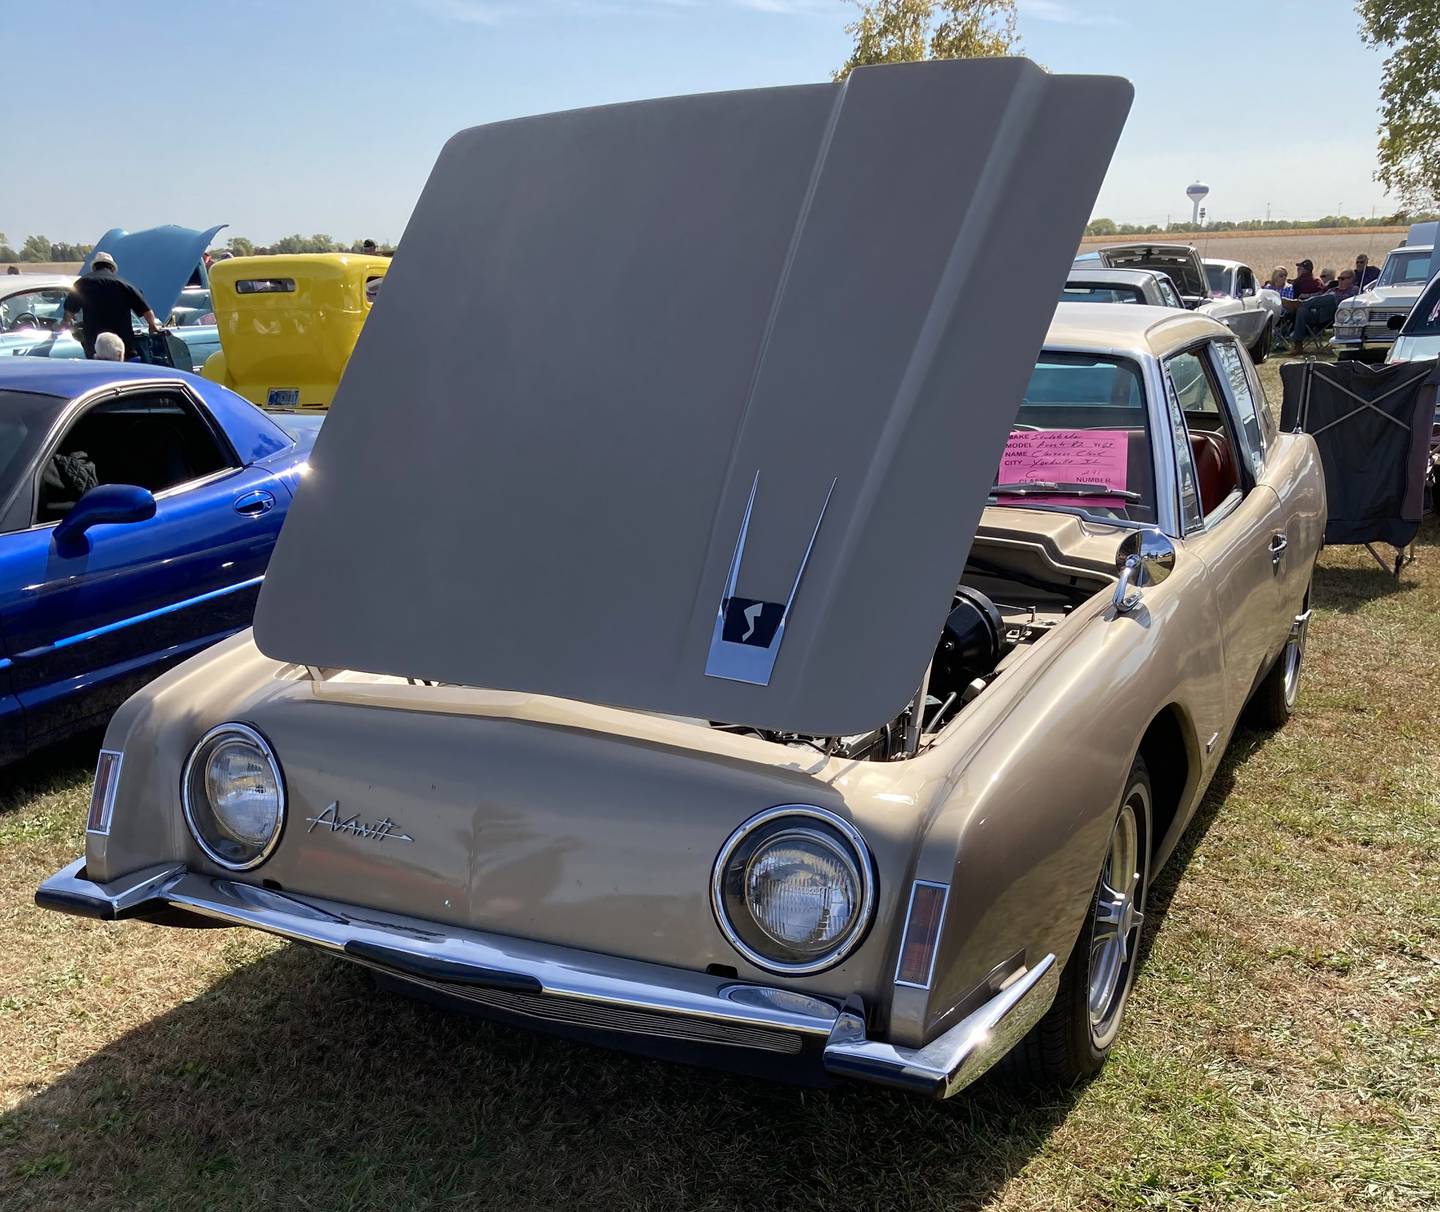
1186, 180, 1210, 225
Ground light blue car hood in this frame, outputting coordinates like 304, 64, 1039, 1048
81, 224, 225, 318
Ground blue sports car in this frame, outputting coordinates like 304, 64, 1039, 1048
0, 359, 321, 765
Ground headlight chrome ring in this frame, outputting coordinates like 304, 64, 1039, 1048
710, 804, 876, 976
180, 722, 286, 871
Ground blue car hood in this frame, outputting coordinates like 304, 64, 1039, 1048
82, 224, 226, 318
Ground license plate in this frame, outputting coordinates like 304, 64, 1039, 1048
268, 389, 300, 407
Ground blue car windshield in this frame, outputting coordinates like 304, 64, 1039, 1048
0, 390, 65, 511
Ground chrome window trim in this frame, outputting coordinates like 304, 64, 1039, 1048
1208, 338, 1267, 478
180, 721, 287, 872
893, 879, 950, 990
710, 804, 876, 977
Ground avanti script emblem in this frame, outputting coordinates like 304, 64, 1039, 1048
304, 801, 414, 845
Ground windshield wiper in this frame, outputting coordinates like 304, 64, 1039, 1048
991, 481, 1141, 503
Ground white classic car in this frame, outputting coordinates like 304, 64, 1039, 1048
1333, 241, 1436, 362
1074, 244, 1274, 362
1061, 266, 1185, 309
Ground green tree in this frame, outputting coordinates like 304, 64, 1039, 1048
1085, 218, 1118, 236
1358, 0, 1440, 210
227, 236, 256, 257
835, 0, 1018, 81
272, 233, 337, 255
0, 233, 14, 263
19, 234, 52, 263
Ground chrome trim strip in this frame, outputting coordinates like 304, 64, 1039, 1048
179, 722, 287, 872
34, 857, 842, 1038
824, 954, 1059, 1098
15, 576, 263, 659
710, 804, 877, 977
704, 474, 837, 686
893, 879, 950, 990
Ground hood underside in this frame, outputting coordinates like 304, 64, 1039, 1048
83, 225, 225, 319
254, 59, 1131, 737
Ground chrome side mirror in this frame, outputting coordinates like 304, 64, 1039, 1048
1113, 529, 1176, 613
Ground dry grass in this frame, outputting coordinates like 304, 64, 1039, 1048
2, 358, 1438, 1210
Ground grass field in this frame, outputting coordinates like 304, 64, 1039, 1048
2, 357, 1438, 1211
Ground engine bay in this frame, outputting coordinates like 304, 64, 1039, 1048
712, 538, 1109, 762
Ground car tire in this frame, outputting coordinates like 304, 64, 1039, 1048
1001, 756, 1152, 1087
1246, 586, 1310, 729
1249, 318, 1272, 364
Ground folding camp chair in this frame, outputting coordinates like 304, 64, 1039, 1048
1281, 358, 1439, 580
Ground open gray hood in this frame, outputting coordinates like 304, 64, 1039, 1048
254, 59, 1131, 736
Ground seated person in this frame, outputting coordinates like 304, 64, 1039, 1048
1267, 266, 1294, 298
1291, 268, 1357, 347
1289, 259, 1326, 300
1355, 253, 1380, 288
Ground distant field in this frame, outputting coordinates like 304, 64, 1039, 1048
4, 263, 82, 275
1081, 227, 1407, 277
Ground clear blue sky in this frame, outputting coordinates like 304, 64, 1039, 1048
1, 0, 1393, 246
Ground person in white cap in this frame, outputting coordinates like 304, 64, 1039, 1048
62, 250, 163, 358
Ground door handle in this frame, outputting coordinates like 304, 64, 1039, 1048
1268, 532, 1288, 567
233, 489, 275, 517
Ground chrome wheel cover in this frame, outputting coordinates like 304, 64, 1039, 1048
1088, 784, 1149, 1049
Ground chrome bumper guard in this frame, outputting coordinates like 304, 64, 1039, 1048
37, 857, 1057, 1098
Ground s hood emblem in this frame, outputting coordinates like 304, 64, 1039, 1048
305, 801, 414, 845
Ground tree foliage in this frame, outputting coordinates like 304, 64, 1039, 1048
227, 236, 256, 257
272, 233, 339, 254
835, 0, 1018, 81
19, 235, 52, 263
1357, 0, 1440, 210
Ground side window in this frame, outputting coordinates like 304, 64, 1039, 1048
1161, 369, 1204, 534
1163, 348, 1244, 524
1213, 341, 1265, 476
36, 390, 233, 523
1237, 267, 1256, 297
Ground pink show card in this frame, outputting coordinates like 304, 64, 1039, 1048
998, 429, 1130, 508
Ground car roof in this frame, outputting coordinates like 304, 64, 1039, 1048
1, 273, 74, 294
1201, 257, 1245, 269
0, 357, 197, 399
1065, 266, 1159, 284
1045, 301, 1227, 356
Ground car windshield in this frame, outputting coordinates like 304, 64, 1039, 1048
1204, 265, 1229, 294
991, 353, 1155, 525
1060, 283, 1144, 304
1402, 274, 1440, 335
0, 390, 66, 511
1378, 249, 1434, 287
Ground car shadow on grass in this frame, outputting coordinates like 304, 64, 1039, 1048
0, 731, 99, 818
0, 933, 1084, 1210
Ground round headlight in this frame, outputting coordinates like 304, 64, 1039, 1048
182, 723, 285, 870
1350, 308, 1370, 326
711, 806, 875, 975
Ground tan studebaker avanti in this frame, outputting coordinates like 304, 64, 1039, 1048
38, 60, 1324, 1098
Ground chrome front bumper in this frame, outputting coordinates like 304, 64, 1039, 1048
36, 857, 1056, 1098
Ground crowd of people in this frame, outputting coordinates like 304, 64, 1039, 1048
1261, 252, 1379, 352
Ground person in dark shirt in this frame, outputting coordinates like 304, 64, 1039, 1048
62, 251, 163, 358
1290, 259, 1326, 297
1354, 253, 1380, 289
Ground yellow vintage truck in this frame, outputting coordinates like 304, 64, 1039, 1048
202, 253, 389, 409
